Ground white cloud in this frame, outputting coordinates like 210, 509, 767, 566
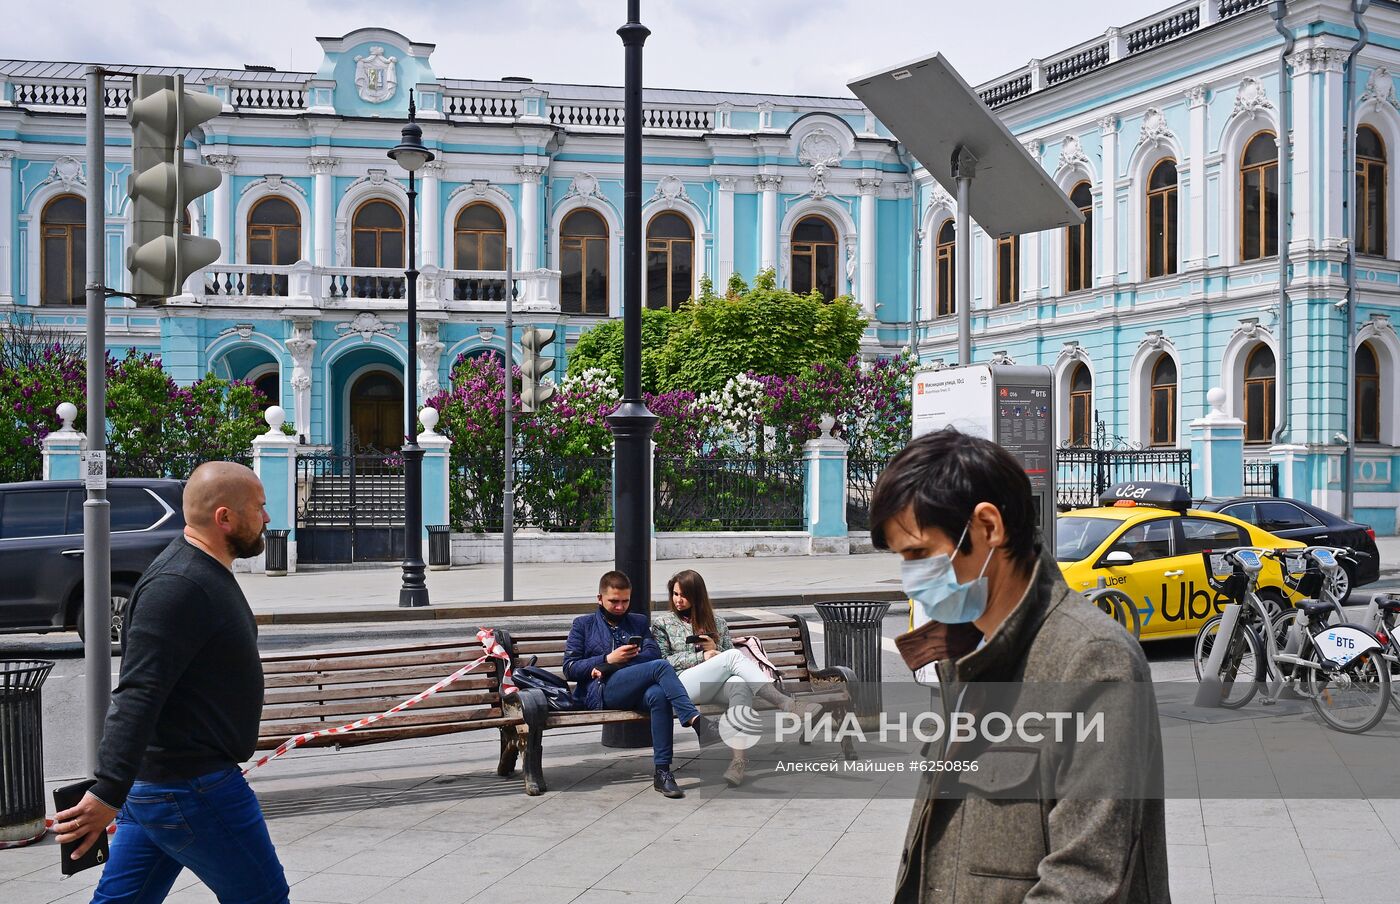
18, 0, 1176, 95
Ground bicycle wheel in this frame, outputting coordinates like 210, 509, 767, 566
1306, 648, 1390, 734
1090, 588, 1141, 640
1195, 617, 1262, 709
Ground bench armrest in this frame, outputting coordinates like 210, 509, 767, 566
808, 664, 856, 687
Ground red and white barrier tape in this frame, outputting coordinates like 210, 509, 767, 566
243, 628, 515, 773
0, 630, 514, 851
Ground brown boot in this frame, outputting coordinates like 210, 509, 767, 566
723, 749, 748, 787
782, 697, 824, 722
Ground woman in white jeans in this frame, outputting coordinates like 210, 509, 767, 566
651, 569, 820, 786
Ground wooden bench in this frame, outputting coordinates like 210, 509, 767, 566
493, 615, 857, 796
257, 636, 521, 778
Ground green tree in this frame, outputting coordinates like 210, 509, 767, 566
565, 307, 676, 394
654, 268, 865, 394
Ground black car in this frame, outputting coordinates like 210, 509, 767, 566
1198, 495, 1381, 597
0, 479, 185, 640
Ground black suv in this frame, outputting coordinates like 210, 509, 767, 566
0, 479, 185, 640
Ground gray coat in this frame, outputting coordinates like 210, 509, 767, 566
893, 546, 1170, 903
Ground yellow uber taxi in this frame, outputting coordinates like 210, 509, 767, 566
1056, 482, 1303, 642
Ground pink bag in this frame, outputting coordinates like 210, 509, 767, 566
733, 635, 783, 687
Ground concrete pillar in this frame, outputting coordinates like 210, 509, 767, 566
41, 402, 85, 480
804, 415, 850, 556
1189, 388, 1246, 499
420, 162, 442, 269
716, 175, 736, 281
515, 165, 545, 271
207, 154, 237, 264
757, 174, 781, 273
0, 149, 13, 303
1186, 84, 1209, 269
418, 407, 452, 555
1096, 115, 1119, 285
252, 405, 299, 574
857, 175, 880, 316
309, 157, 338, 266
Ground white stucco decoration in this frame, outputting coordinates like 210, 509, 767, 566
354, 46, 399, 104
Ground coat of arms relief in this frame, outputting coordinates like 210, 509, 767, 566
354, 46, 398, 103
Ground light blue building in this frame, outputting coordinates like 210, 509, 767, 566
2, 0, 1399, 534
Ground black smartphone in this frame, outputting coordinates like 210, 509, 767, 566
53, 779, 109, 876
684, 634, 703, 645
626, 635, 644, 647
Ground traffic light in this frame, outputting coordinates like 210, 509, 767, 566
126, 74, 223, 302
519, 327, 557, 412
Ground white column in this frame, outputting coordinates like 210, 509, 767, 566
716, 175, 736, 281
857, 175, 880, 316
207, 154, 238, 264
1020, 142, 1042, 301
1287, 51, 1316, 248
1186, 85, 1209, 269
1315, 49, 1347, 245
757, 174, 781, 273
0, 150, 13, 303
420, 161, 442, 269
1096, 115, 1119, 285
515, 165, 545, 271
309, 157, 337, 266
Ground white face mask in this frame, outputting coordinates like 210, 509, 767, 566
901, 523, 995, 625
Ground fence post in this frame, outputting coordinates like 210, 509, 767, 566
417, 406, 452, 551
41, 402, 86, 480
252, 405, 299, 574
1189, 387, 1246, 499
804, 415, 850, 555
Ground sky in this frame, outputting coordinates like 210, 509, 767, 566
17, 0, 1175, 95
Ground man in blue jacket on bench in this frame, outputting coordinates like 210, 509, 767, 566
563, 570, 723, 798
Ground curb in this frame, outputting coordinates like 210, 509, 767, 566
253, 588, 908, 626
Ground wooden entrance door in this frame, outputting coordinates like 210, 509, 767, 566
349, 371, 404, 450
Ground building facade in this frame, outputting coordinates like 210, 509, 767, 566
2, 0, 1399, 532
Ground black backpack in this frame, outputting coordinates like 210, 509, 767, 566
510, 656, 578, 711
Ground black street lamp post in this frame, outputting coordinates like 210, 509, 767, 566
607, 0, 659, 619
390, 91, 434, 608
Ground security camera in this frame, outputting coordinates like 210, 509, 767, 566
1334, 298, 1349, 310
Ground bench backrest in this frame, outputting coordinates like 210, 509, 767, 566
258, 638, 509, 750
502, 617, 819, 689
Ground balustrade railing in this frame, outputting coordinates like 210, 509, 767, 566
203, 264, 295, 298
1045, 43, 1111, 86
443, 92, 520, 119
12, 81, 130, 109
1127, 7, 1200, 53
1220, 0, 1269, 17
193, 262, 560, 308
230, 85, 306, 111
980, 74, 1032, 109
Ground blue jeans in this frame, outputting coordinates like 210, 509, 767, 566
92, 767, 289, 904
600, 659, 701, 767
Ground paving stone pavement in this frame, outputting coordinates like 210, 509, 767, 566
7, 720, 1400, 904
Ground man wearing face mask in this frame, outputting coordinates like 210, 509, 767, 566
873, 429, 1170, 904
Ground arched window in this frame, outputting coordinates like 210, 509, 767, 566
1357, 125, 1387, 257
351, 200, 405, 297
1241, 132, 1279, 262
560, 209, 609, 314
997, 235, 1019, 305
41, 194, 85, 304
790, 215, 837, 300
1069, 362, 1093, 447
935, 220, 956, 317
1357, 341, 1381, 444
646, 211, 694, 310
1243, 344, 1276, 443
1150, 354, 1177, 447
454, 202, 506, 271
1146, 158, 1178, 278
1066, 181, 1093, 292
248, 196, 301, 296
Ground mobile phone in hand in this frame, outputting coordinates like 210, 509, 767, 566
684, 634, 703, 645
53, 780, 108, 876
626, 635, 644, 647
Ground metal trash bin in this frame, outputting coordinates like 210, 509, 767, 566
813, 600, 891, 728
427, 525, 452, 571
264, 529, 290, 576
0, 660, 54, 844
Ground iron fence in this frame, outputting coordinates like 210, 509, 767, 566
1243, 459, 1280, 498
295, 450, 405, 563
846, 456, 892, 531
1055, 447, 1192, 510
450, 454, 612, 533
107, 449, 252, 480
655, 456, 804, 532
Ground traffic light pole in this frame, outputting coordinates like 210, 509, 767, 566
606, 0, 659, 619
503, 251, 515, 603
83, 66, 112, 776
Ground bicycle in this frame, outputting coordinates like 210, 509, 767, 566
1194, 546, 1390, 734
1356, 591, 1400, 711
